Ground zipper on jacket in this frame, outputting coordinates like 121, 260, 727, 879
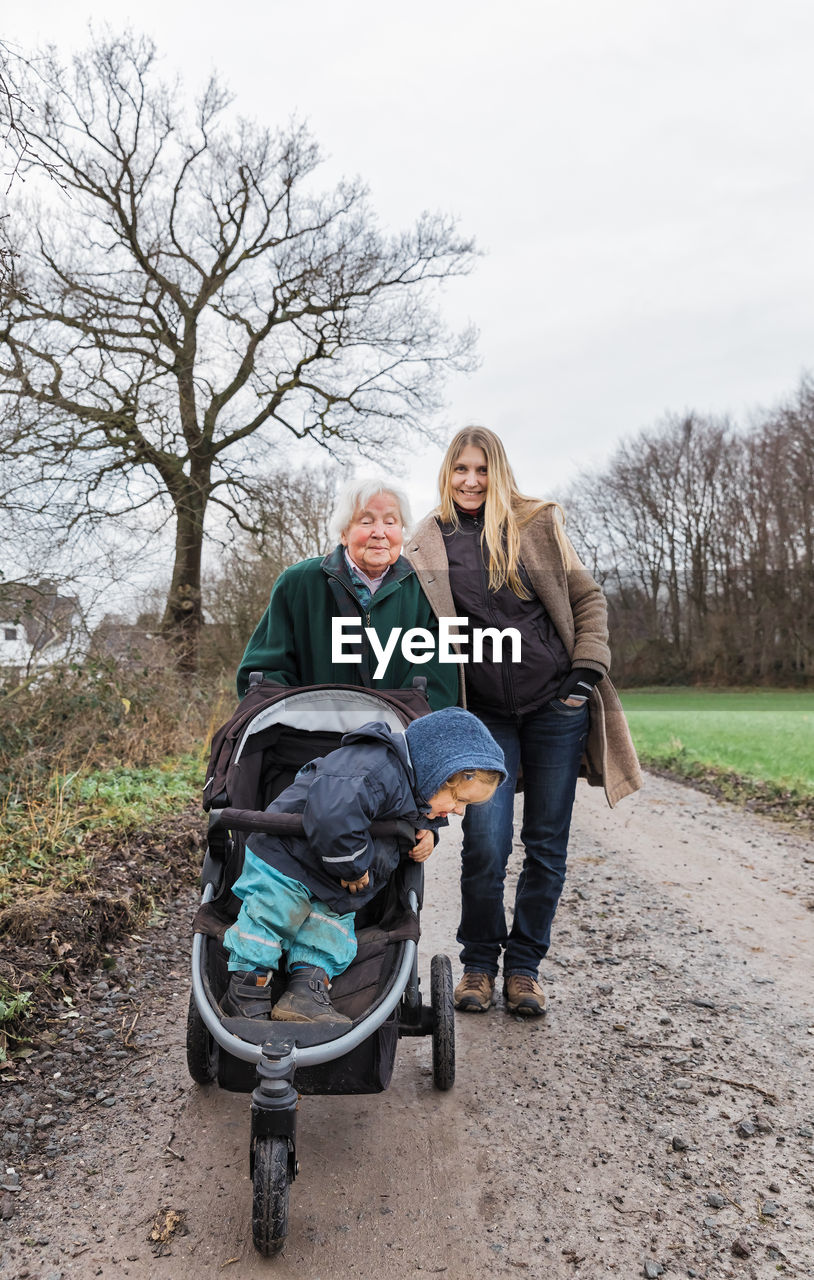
445, 510, 520, 717
475, 517, 519, 716
490, 587, 519, 716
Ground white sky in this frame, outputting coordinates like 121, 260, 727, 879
7, 0, 814, 521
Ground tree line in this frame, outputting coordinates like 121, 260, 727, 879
565, 379, 814, 686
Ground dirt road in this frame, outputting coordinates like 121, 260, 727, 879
2, 774, 813, 1279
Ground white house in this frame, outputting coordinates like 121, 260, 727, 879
0, 581, 83, 677
0, 621, 34, 667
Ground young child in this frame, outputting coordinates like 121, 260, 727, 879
221, 707, 506, 1025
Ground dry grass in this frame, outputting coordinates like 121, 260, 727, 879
0, 658, 232, 905
0, 655, 233, 1053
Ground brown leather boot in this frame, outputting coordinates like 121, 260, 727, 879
453, 970, 496, 1013
503, 973, 547, 1016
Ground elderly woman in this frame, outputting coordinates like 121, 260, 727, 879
236, 478, 458, 711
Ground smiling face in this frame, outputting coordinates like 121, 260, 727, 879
450, 444, 489, 512
424, 775, 496, 820
340, 491, 404, 575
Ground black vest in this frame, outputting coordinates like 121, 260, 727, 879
439, 509, 569, 716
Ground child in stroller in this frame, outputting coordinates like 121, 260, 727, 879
190, 683, 505, 1256
221, 706, 505, 1027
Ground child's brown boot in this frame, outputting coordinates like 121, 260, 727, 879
271, 966, 351, 1026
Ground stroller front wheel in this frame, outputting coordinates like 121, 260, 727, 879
252, 1135, 291, 1256
430, 953, 456, 1091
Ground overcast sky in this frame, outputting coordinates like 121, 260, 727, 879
7, 0, 814, 519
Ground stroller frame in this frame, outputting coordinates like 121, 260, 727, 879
187, 681, 456, 1256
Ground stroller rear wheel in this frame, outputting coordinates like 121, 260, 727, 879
252, 1135, 292, 1256
185, 990, 219, 1084
430, 953, 456, 1091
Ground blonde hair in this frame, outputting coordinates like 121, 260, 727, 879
437, 426, 565, 596
445, 768, 503, 800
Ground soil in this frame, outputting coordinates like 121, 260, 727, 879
0, 813, 204, 992
1, 773, 813, 1280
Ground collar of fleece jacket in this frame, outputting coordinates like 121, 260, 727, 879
321, 544, 414, 597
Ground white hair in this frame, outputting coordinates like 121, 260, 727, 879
329, 478, 413, 544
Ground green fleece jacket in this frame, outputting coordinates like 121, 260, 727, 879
236, 546, 459, 711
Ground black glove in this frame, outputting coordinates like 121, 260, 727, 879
556, 667, 603, 701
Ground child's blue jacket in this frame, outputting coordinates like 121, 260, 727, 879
245, 721, 430, 913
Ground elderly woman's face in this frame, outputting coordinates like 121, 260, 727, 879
341, 492, 403, 575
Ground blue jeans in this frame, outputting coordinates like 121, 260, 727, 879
458, 699, 589, 978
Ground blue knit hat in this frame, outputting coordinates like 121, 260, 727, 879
404, 708, 507, 802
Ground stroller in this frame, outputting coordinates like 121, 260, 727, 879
186, 678, 456, 1256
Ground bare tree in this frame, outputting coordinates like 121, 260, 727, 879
0, 32, 476, 668
567, 393, 814, 686
0, 41, 65, 283
0, 42, 29, 196
742, 379, 814, 680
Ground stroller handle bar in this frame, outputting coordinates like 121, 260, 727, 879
210, 808, 417, 846
191, 883, 419, 1068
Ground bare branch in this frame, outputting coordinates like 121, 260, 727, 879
0, 30, 477, 668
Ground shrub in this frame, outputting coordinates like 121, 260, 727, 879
0, 655, 232, 784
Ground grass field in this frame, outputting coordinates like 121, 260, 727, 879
619, 688, 814, 801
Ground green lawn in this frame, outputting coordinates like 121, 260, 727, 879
619, 688, 814, 797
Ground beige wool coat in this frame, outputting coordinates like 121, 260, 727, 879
406, 509, 643, 808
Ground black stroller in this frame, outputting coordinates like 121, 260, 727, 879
186, 678, 456, 1256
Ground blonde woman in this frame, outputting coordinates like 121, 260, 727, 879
407, 428, 641, 1016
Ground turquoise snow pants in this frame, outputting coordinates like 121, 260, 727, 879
222, 849, 358, 979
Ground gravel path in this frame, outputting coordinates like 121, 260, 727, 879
1, 774, 813, 1279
